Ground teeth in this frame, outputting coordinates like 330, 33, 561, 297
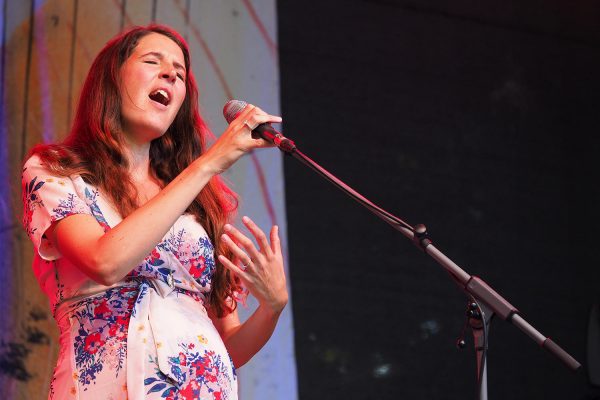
155, 89, 169, 100
149, 89, 170, 106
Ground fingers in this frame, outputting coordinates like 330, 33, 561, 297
219, 218, 287, 313
217, 254, 247, 279
207, 104, 282, 174
270, 225, 281, 255
235, 104, 256, 128
220, 218, 280, 275
244, 113, 283, 131
220, 217, 279, 262
221, 229, 257, 266
242, 216, 273, 257
222, 223, 262, 262
236, 104, 282, 133
222, 103, 283, 150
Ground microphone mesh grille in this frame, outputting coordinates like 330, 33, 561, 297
223, 100, 248, 123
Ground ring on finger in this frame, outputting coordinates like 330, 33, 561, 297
243, 119, 254, 131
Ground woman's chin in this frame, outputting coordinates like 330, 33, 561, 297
121, 120, 173, 144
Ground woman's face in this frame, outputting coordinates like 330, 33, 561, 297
119, 32, 187, 145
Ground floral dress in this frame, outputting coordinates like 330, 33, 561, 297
22, 155, 237, 400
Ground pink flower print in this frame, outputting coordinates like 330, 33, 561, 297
150, 249, 160, 262
109, 316, 128, 338
84, 332, 104, 355
93, 299, 111, 319
109, 324, 118, 337
188, 256, 206, 279
178, 352, 187, 366
121, 286, 138, 295
104, 341, 120, 370
127, 295, 137, 308
206, 370, 218, 383
116, 315, 129, 325
177, 382, 196, 399
145, 248, 164, 267
191, 359, 206, 376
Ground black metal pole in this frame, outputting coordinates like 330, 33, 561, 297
275, 142, 581, 395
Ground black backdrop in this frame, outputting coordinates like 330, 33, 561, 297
277, 1, 600, 399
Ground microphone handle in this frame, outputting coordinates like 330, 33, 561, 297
253, 123, 297, 153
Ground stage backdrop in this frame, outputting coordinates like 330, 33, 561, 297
278, 1, 600, 399
0, 1, 297, 399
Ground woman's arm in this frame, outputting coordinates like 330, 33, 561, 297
210, 217, 288, 368
47, 105, 281, 286
211, 304, 284, 368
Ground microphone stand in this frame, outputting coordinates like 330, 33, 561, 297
273, 139, 581, 399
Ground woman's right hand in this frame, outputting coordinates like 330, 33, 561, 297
201, 104, 282, 174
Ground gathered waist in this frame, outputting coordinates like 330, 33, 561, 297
53, 277, 207, 330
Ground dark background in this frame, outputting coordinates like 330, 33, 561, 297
278, 1, 600, 399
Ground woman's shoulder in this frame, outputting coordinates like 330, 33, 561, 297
22, 152, 87, 183
22, 154, 58, 187
22, 153, 62, 179
21, 153, 95, 210
22, 153, 43, 171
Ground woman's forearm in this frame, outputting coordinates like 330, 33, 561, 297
52, 154, 219, 285
51, 104, 281, 286
222, 304, 285, 368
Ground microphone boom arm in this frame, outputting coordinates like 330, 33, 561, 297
279, 140, 580, 398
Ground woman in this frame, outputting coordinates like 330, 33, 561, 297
21, 25, 287, 399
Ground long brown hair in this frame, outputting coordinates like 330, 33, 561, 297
29, 25, 239, 317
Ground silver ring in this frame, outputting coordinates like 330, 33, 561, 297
243, 120, 254, 131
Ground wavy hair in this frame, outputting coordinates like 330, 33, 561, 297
29, 25, 240, 317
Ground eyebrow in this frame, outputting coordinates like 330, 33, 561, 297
140, 51, 186, 73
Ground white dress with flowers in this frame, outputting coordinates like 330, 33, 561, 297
22, 155, 237, 400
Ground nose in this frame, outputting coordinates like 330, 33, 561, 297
161, 69, 177, 83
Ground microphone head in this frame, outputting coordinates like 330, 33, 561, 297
223, 100, 248, 123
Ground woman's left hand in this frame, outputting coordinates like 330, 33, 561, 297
218, 216, 288, 315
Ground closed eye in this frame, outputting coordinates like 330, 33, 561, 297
143, 60, 185, 81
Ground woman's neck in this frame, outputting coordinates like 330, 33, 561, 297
123, 141, 152, 183
123, 143, 163, 205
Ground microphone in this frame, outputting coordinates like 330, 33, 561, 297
223, 100, 296, 153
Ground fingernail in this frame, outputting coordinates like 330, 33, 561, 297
221, 233, 229, 240
242, 216, 250, 223
224, 224, 231, 231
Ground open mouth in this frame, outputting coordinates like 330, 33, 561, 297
149, 89, 170, 106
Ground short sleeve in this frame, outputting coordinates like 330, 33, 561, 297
22, 155, 92, 260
